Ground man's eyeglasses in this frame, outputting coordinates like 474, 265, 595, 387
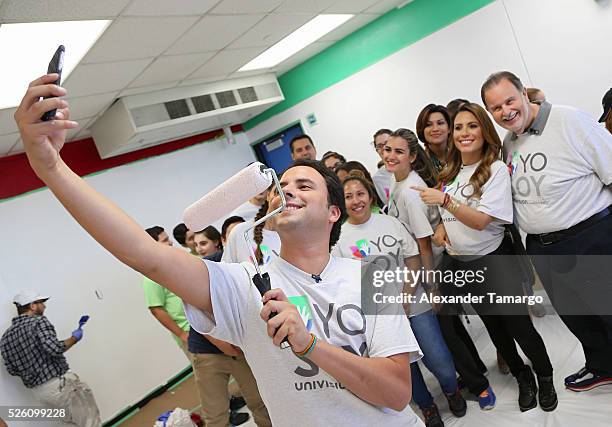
373, 142, 386, 151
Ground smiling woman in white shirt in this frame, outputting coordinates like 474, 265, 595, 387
332, 172, 468, 426
415, 103, 557, 414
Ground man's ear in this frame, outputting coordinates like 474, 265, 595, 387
329, 205, 341, 224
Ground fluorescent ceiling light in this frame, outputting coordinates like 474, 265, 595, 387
0, 20, 111, 109
239, 14, 353, 72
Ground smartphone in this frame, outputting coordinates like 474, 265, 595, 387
41, 45, 65, 121
78, 315, 90, 327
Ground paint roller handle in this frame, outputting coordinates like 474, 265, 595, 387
253, 273, 290, 348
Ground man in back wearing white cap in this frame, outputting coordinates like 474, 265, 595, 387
0, 291, 101, 427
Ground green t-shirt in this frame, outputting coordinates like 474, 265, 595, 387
142, 277, 190, 346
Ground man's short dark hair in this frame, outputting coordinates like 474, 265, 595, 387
284, 159, 346, 251
221, 216, 245, 240
172, 223, 188, 245
289, 134, 315, 153
145, 226, 165, 242
481, 71, 524, 107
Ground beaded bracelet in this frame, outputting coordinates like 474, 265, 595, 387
442, 193, 451, 208
293, 333, 317, 357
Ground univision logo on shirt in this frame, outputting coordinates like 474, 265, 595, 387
442, 178, 457, 193
247, 243, 277, 265
506, 151, 519, 177
350, 239, 370, 258
288, 295, 313, 331
260, 244, 271, 264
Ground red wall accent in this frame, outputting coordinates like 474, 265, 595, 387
0, 125, 244, 201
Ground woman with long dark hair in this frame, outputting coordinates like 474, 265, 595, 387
416, 104, 452, 174
384, 128, 439, 271
415, 103, 557, 413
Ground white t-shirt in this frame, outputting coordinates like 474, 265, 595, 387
503, 104, 612, 234
372, 166, 393, 204
221, 220, 281, 265
184, 256, 423, 427
332, 214, 431, 317
230, 200, 262, 223
387, 171, 443, 265
440, 160, 513, 257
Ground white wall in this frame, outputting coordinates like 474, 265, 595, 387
0, 134, 255, 424
247, 0, 612, 172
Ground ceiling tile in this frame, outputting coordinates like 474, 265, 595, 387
319, 13, 380, 42
81, 17, 199, 63
0, 133, 20, 156
0, 0, 131, 22
166, 15, 264, 55
65, 92, 118, 121
365, 0, 411, 14
122, 0, 217, 16
275, 0, 337, 13
63, 58, 153, 97
128, 53, 216, 88
0, 108, 18, 136
273, 40, 335, 75
325, 0, 380, 13
119, 82, 179, 97
229, 13, 316, 49
210, 0, 284, 14
187, 47, 266, 79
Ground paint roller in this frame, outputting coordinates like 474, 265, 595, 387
183, 162, 290, 348
183, 162, 273, 232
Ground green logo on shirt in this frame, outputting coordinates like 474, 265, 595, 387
288, 295, 313, 331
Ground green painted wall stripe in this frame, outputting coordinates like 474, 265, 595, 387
244, 0, 494, 130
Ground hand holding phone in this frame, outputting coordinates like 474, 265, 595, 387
41, 45, 65, 121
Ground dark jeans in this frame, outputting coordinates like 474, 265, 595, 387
442, 236, 553, 378
527, 214, 612, 376
437, 314, 489, 396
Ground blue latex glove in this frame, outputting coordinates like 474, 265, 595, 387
78, 315, 90, 328
71, 328, 83, 342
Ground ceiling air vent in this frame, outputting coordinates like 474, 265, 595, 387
238, 87, 258, 103
215, 90, 238, 108
164, 99, 191, 119
91, 74, 283, 159
191, 94, 216, 113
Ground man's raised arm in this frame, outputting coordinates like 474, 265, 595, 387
14, 74, 212, 314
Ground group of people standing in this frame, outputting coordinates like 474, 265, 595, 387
331, 72, 612, 426
3, 69, 611, 427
